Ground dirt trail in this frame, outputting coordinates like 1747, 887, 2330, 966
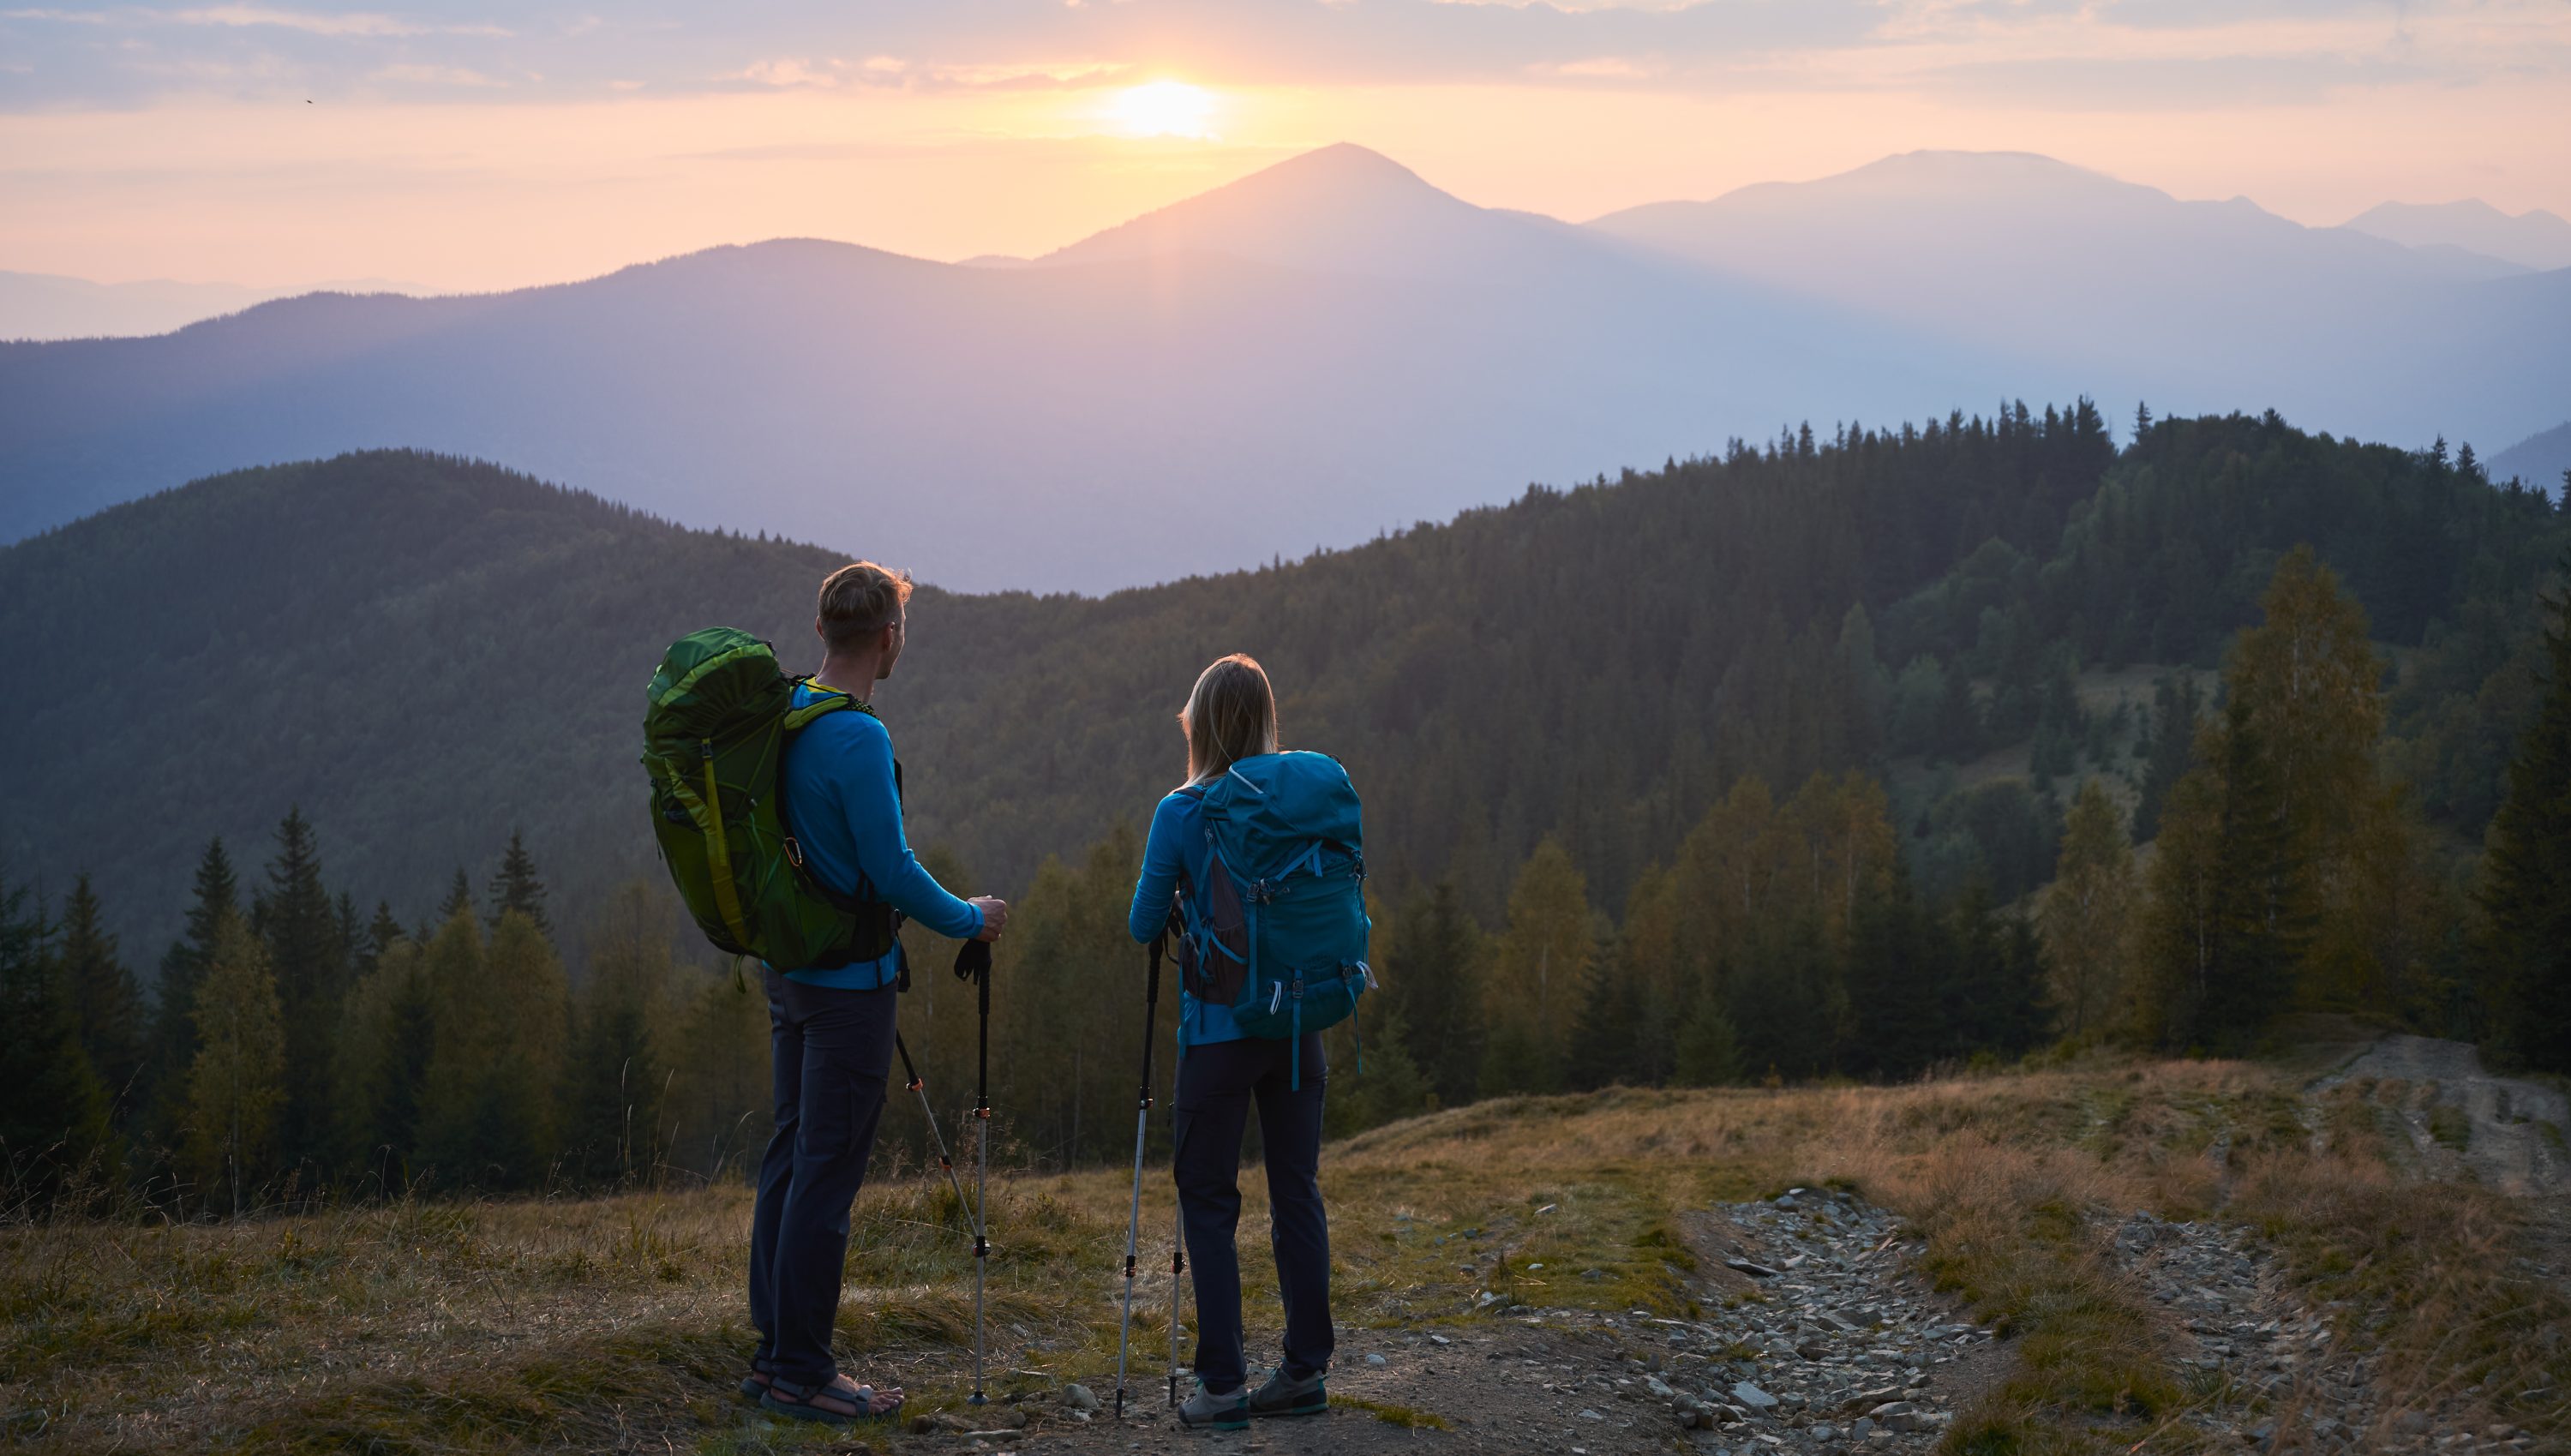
2309, 1034, 2569, 1195
839, 1038, 2568, 1454
879, 1188, 2005, 1455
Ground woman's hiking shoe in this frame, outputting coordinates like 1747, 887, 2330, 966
1248, 1368, 1327, 1418
759, 1375, 903, 1425
1178, 1383, 1251, 1431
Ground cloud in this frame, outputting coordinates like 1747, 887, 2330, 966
3, 0, 2564, 111
371, 62, 505, 87
173, 5, 426, 36
724, 57, 842, 88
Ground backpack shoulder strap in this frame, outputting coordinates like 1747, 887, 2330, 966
781, 677, 877, 733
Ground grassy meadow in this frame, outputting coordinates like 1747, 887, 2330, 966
3, 1038, 2563, 1453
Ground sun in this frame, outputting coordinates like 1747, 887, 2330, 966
1107, 80, 1218, 139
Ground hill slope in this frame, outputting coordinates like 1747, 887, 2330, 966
2490, 421, 2571, 499
7, 404, 2562, 959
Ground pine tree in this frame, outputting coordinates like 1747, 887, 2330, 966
1725, 911, 1836, 1081
259, 808, 347, 1175
2132, 674, 2202, 842
146, 838, 237, 1146
2198, 700, 2310, 1052
0, 873, 111, 1196
366, 901, 404, 962
58, 874, 147, 1113
486, 830, 550, 937
2138, 762, 2226, 1048
1564, 932, 1643, 1091
332, 938, 433, 1191
1381, 881, 1484, 1110
2041, 780, 2137, 1042
421, 909, 567, 1189
1321, 1000, 1429, 1137
1842, 863, 1945, 1078
183, 913, 285, 1215
437, 868, 473, 926
2226, 548, 2385, 1009
561, 896, 672, 1188
1671, 996, 1741, 1087
337, 891, 369, 977
2481, 558, 2571, 1070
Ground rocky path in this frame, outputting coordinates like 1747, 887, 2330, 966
843, 1036, 2565, 1455
2310, 1034, 2569, 1195
883, 1187, 2005, 1455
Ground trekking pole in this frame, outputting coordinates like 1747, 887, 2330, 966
893, 1032, 978, 1241
1168, 1170, 1185, 1408
954, 938, 994, 1407
1114, 930, 1167, 1418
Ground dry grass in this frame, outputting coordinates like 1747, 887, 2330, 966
3, 1053, 2560, 1453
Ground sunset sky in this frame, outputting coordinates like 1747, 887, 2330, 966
3, 0, 2567, 292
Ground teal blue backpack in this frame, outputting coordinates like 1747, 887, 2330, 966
1172, 751, 1373, 1086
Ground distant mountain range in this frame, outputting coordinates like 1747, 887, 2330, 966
2490, 422, 2571, 497
2340, 200, 2571, 273
3, 145, 2564, 591
0, 269, 426, 343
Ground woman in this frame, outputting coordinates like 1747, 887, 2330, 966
1128, 654, 1336, 1431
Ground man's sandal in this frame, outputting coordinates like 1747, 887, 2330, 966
759, 1375, 905, 1425
737, 1362, 774, 1401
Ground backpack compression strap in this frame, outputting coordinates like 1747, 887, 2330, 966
662, 739, 754, 950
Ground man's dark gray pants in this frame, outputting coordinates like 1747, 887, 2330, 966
748, 968, 896, 1387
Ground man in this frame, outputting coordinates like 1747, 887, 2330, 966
748, 560, 1007, 1425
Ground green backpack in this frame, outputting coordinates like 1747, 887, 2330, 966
641, 627, 899, 972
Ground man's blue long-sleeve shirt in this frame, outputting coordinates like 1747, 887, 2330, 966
776, 681, 981, 988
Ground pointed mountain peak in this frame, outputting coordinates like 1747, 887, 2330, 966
1039, 142, 1501, 277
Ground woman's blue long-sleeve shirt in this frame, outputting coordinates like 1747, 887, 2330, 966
775, 682, 983, 988
1130, 785, 1246, 1046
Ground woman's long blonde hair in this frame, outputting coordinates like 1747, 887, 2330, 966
1182, 654, 1279, 785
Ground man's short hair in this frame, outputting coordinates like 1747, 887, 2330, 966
817, 560, 914, 651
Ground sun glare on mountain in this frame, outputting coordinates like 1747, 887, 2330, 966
1107, 80, 1217, 139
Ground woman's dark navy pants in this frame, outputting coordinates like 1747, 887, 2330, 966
1172, 1032, 1333, 1394
748, 969, 897, 1387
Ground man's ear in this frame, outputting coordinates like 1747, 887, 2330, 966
815, 615, 828, 644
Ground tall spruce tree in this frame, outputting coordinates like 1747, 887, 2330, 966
560, 902, 668, 1187
58, 874, 147, 1113
2132, 674, 2202, 842
437, 868, 474, 926
0, 873, 111, 1196
259, 808, 347, 1175
2198, 699, 2310, 1052
147, 838, 238, 1146
333, 938, 433, 1190
487, 830, 550, 937
1842, 863, 1945, 1078
1381, 881, 1484, 1109
2480, 560, 2571, 1070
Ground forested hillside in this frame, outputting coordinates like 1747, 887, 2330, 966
6, 408, 2562, 960
8, 404, 2571, 1207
